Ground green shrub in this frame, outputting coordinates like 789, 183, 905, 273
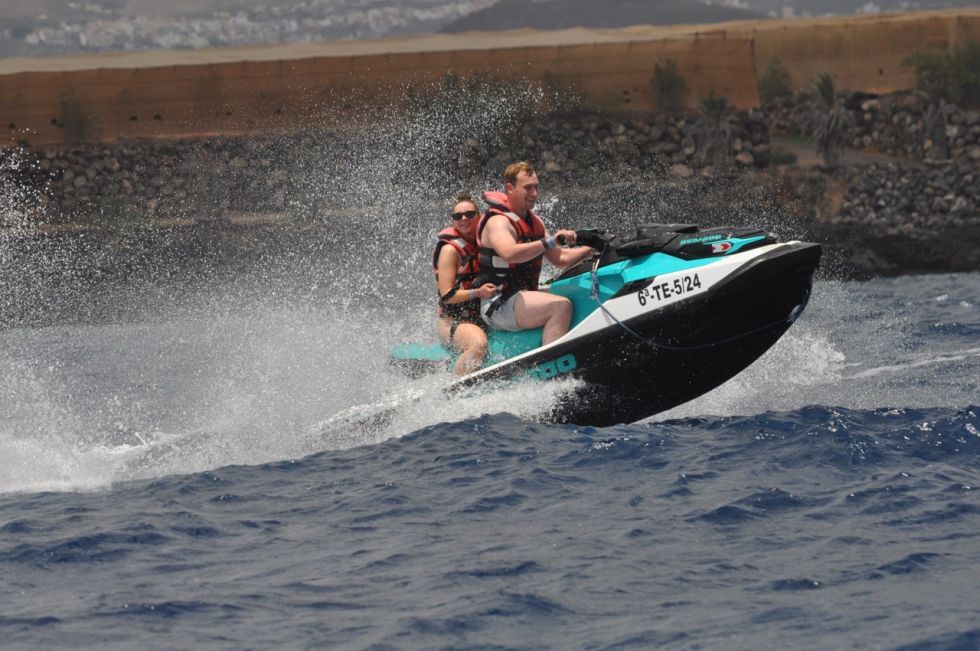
903, 42, 980, 105
700, 93, 729, 116
771, 145, 797, 166
651, 59, 688, 112
758, 58, 792, 104
59, 94, 94, 145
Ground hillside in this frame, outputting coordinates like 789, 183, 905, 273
739, 0, 980, 18
440, 0, 763, 32
3, 0, 976, 57
0, 0, 496, 58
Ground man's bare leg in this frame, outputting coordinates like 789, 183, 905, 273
514, 291, 573, 345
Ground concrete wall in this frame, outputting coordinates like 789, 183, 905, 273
744, 11, 980, 95
0, 36, 758, 146
1, 9, 977, 147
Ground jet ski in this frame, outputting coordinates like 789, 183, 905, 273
391, 223, 821, 426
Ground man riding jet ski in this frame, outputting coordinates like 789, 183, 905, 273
394, 171, 822, 426
475, 161, 594, 345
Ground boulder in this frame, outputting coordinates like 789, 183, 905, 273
670, 163, 693, 179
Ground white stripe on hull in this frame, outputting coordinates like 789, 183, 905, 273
454, 242, 798, 386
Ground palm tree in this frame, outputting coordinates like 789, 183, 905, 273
908, 51, 954, 159
902, 45, 980, 158
800, 73, 853, 168
921, 97, 952, 159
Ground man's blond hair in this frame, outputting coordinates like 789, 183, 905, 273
503, 161, 536, 186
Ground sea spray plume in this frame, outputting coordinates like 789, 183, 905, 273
288, 75, 546, 216
283, 75, 551, 324
0, 80, 835, 484
0, 147, 46, 230
0, 80, 563, 489
0, 147, 53, 326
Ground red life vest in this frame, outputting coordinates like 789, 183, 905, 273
433, 226, 481, 321
475, 190, 547, 294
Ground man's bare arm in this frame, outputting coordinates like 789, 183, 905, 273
543, 229, 592, 268
551, 245, 593, 268
484, 215, 551, 264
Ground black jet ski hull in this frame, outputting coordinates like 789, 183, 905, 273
450, 241, 821, 426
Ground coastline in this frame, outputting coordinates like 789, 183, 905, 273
3, 87, 978, 282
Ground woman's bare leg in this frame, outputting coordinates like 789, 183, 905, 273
438, 319, 489, 376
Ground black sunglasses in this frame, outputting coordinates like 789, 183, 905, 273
452, 210, 480, 221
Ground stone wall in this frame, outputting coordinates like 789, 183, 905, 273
767, 90, 980, 237
2, 109, 776, 226
5, 91, 979, 229
3, 88, 979, 277
768, 91, 980, 161
835, 160, 977, 234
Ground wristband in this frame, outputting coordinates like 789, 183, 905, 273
470, 289, 476, 301
549, 236, 556, 250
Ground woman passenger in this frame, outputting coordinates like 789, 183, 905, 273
433, 192, 499, 375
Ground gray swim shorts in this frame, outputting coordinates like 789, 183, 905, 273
480, 292, 521, 331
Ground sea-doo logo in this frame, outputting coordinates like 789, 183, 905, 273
679, 234, 723, 246
711, 242, 732, 253
524, 354, 577, 380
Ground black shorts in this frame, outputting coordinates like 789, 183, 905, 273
448, 318, 487, 346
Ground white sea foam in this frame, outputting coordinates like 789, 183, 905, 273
2, 83, 978, 493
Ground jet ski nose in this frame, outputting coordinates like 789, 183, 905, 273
787, 302, 806, 324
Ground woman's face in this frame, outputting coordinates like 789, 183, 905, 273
451, 200, 480, 239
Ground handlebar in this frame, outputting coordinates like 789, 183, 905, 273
573, 229, 611, 250
553, 230, 610, 249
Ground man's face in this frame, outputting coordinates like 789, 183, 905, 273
507, 171, 539, 213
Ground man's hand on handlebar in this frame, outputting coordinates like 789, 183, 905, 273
552, 229, 579, 247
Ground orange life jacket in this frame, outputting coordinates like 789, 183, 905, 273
475, 190, 547, 296
433, 226, 481, 321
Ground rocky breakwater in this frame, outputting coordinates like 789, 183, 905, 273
822, 159, 979, 275
2, 138, 303, 226
768, 91, 980, 275
769, 91, 980, 162
3, 93, 979, 279
475, 110, 773, 179
2, 109, 775, 226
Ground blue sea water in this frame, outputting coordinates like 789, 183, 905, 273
1, 267, 978, 649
